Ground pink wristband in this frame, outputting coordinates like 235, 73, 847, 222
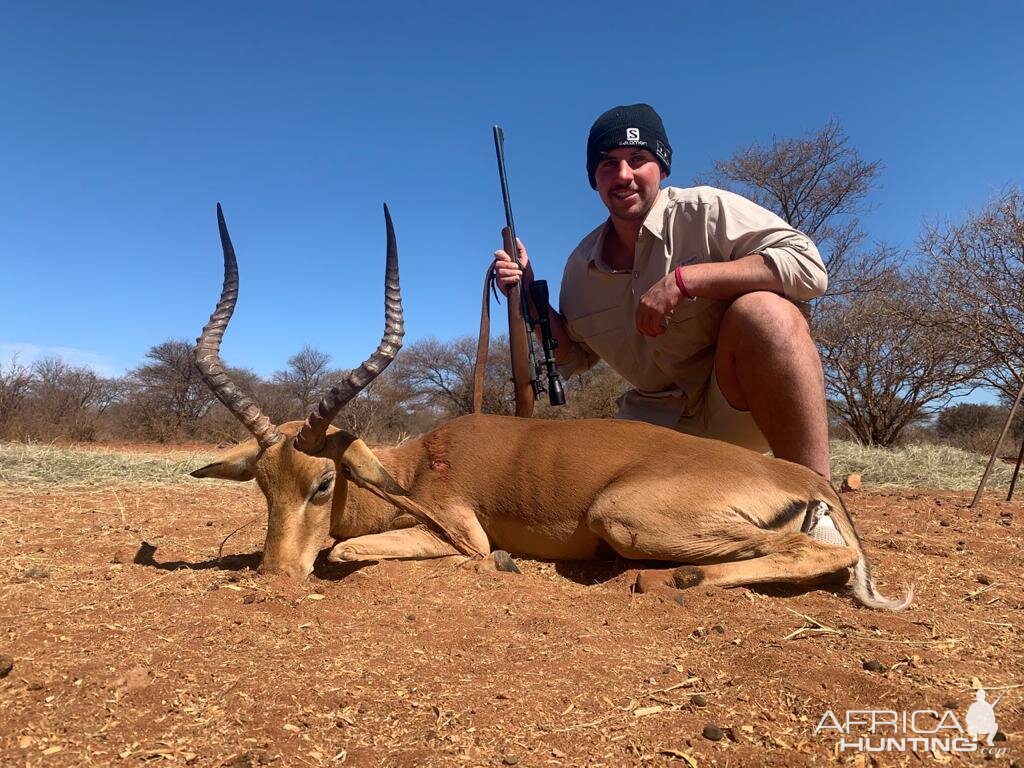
674, 266, 695, 300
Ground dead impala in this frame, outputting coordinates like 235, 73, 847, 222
190, 204, 912, 610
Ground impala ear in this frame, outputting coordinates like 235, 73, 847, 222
190, 440, 260, 482
337, 438, 485, 558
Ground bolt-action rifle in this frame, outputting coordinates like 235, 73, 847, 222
490, 125, 565, 413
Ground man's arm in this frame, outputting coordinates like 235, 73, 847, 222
493, 234, 583, 368
635, 254, 781, 337
635, 189, 826, 337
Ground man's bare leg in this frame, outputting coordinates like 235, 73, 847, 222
714, 291, 831, 478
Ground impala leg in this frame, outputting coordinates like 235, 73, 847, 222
587, 501, 858, 590
328, 526, 465, 562
674, 533, 859, 590
329, 503, 490, 562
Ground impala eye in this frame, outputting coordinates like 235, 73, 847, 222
311, 474, 334, 501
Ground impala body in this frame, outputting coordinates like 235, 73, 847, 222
190, 204, 911, 610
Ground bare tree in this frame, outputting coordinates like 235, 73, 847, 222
0, 357, 33, 438
698, 119, 884, 296
816, 265, 983, 446
121, 340, 214, 441
921, 186, 1024, 401
399, 336, 514, 418
536, 362, 626, 421
272, 346, 334, 415
21, 358, 120, 441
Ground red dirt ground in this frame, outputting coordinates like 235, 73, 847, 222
1, 455, 1021, 767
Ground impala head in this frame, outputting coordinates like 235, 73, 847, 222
189, 203, 410, 578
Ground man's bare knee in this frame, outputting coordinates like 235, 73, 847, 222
721, 291, 810, 349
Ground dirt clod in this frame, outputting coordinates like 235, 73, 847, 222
0, 655, 13, 678
863, 659, 886, 673
691, 694, 707, 707
976, 573, 992, 585
703, 724, 724, 741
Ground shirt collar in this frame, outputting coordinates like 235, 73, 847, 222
641, 187, 669, 241
585, 187, 669, 267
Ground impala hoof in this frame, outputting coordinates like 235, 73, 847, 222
327, 542, 359, 562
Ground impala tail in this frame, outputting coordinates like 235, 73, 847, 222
827, 493, 914, 611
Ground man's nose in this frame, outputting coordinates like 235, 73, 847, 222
614, 160, 632, 180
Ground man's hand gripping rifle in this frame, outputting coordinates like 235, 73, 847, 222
492, 125, 566, 409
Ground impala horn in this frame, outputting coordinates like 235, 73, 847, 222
194, 204, 284, 449
293, 204, 404, 454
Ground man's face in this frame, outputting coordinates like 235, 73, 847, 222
593, 147, 666, 222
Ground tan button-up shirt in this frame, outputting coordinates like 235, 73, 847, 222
558, 185, 826, 427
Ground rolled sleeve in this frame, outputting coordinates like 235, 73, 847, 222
705, 188, 828, 301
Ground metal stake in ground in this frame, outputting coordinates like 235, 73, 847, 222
971, 375, 1024, 507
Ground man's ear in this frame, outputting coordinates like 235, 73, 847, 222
190, 441, 260, 482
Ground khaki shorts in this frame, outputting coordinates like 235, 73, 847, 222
675, 369, 771, 454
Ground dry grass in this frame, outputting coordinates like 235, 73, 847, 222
0, 438, 1017, 492
830, 439, 1016, 490
0, 443, 215, 487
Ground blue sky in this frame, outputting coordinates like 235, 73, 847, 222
2, 2, 1022, 380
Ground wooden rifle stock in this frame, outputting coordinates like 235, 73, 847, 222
503, 229, 536, 417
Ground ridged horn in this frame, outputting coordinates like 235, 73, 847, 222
294, 204, 404, 454
194, 203, 283, 450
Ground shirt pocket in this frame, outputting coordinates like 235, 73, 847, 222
571, 304, 628, 340
569, 305, 638, 374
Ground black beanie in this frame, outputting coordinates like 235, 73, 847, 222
586, 103, 672, 189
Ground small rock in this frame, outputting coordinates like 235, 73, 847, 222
206, 521, 214, 527
728, 725, 743, 743
690, 694, 707, 707
0, 655, 14, 678
842, 473, 862, 492
941, 700, 958, 710
13, 566, 49, 583
242, 594, 256, 604
863, 659, 886, 673
711, 623, 725, 634
490, 550, 521, 574
405, 614, 416, 622
502, 755, 519, 765
994, 730, 1007, 742
702, 724, 724, 741
939, 519, 951, 527
976, 573, 992, 585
